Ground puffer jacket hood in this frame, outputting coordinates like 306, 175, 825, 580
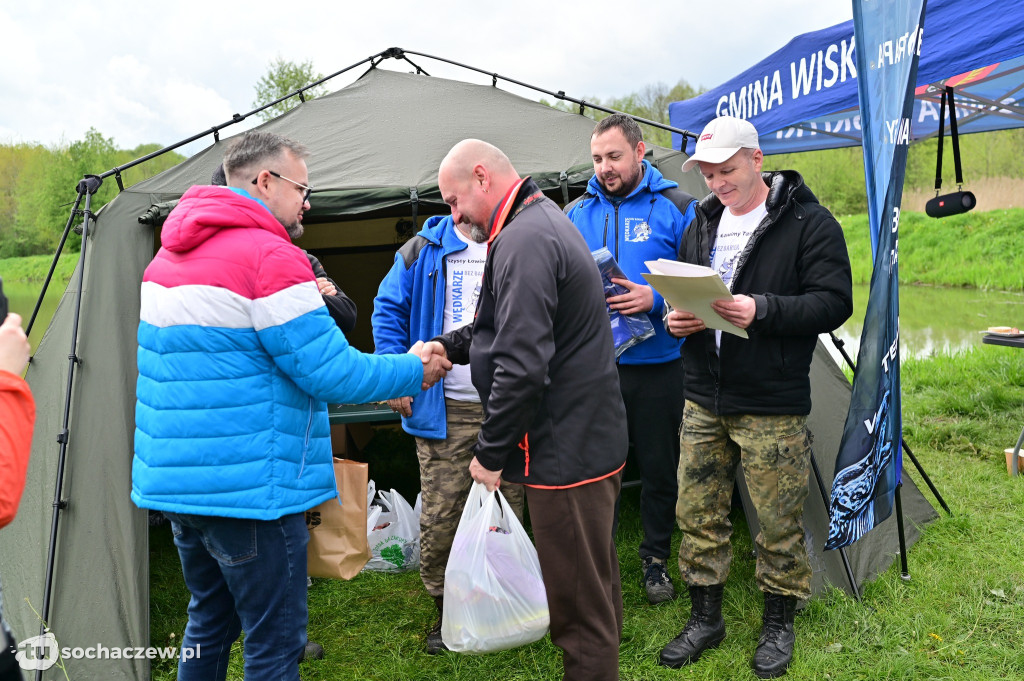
160, 185, 287, 253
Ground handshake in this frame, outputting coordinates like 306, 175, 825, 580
409, 340, 452, 391
388, 341, 451, 418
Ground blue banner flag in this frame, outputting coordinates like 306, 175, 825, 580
668, 0, 1024, 155
825, 0, 926, 551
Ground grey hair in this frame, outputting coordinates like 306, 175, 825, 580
594, 113, 644, 149
222, 132, 309, 184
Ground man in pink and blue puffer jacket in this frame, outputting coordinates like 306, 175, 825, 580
133, 131, 450, 681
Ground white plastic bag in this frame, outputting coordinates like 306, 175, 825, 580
442, 483, 549, 653
363, 484, 421, 572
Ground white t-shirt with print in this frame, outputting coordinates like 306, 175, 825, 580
710, 202, 767, 350
442, 229, 488, 401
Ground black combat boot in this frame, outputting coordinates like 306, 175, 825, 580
658, 585, 726, 668
426, 595, 448, 655
751, 592, 797, 678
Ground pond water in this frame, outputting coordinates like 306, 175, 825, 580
5, 279, 64, 352
6, 278, 1024, 361
827, 283, 1024, 365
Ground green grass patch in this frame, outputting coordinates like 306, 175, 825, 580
0, 253, 77, 284
148, 346, 1024, 680
839, 209, 1024, 291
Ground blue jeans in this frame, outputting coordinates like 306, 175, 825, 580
163, 512, 308, 681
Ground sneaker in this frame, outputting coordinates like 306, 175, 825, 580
642, 556, 677, 604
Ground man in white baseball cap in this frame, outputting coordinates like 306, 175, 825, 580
659, 116, 853, 678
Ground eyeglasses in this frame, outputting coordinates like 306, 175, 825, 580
252, 170, 313, 202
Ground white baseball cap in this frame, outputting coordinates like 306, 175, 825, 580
681, 116, 760, 172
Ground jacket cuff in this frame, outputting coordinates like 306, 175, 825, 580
751, 294, 769, 329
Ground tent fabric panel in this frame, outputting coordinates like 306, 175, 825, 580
303, 165, 598, 220
133, 69, 603, 198
0, 192, 158, 680
0, 280, 71, 657
48, 191, 156, 680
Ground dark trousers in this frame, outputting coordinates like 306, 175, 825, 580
526, 474, 622, 681
618, 360, 685, 560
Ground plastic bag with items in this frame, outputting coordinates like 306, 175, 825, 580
442, 483, 549, 653
363, 481, 421, 572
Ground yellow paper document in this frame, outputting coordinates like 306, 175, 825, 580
642, 259, 748, 339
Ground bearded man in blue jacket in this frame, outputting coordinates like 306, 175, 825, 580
566, 114, 696, 604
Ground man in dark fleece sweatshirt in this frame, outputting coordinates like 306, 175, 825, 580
423, 139, 628, 681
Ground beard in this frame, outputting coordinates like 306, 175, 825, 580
285, 221, 304, 240
469, 223, 489, 243
600, 162, 643, 198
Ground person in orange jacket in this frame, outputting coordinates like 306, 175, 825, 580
0, 311, 34, 681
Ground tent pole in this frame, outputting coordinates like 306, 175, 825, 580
25, 192, 86, 337
810, 453, 860, 600
894, 483, 911, 581
35, 176, 102, 676
827, 332, 950, 514
394, 48, 699, 143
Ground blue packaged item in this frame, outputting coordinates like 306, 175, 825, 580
591, 248, 655, 358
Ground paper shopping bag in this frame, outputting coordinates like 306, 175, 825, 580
306, 458, 371, 579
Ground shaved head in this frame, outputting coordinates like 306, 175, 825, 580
438, 139, 521, 242
439, 139, 517, 182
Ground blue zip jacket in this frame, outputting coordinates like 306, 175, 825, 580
372, 215, 471, 439
566, 160, 697, 365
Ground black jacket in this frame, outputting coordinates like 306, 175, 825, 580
307, 252, 357, 335
679, 171, 852, 415
438, 179, 627, 487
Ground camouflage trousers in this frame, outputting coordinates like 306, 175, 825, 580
676, 400, 812, 600
416, 398, 525, 598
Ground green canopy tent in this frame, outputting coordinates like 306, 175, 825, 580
0, 54, 934, 680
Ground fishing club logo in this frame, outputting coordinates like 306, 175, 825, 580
624, 218, 651, 243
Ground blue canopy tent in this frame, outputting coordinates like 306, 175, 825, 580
668, 0, 1024, 154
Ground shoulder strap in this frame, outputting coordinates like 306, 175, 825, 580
562, 192, 594, 215
397, 235, 430, 269
658, 186, 697, 214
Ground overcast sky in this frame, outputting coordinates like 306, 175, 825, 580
0, 1, 852, 156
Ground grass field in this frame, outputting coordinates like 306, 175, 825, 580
148, 347, 1024, 681
837, 208, 1024, 291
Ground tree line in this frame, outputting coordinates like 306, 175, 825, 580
0, 130, 184, 258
